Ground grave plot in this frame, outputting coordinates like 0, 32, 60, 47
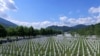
0, 36, 100, 56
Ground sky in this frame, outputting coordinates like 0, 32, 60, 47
0, 0, 100, 28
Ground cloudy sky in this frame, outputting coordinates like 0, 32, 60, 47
0, 0, 100, 28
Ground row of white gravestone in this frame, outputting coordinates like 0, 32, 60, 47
1, 38, 100, 56
87, 40, 95, 55
87, 40, 99, 55
71, 40, 79, 56
85, 39, 100, 56
82, 41, 85, 56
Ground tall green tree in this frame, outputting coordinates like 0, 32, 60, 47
40, 28, 46, 35
0, 24, 7, 37
16, 26, 25, 36
23, 26, 29, 36
28, 26, 36, 36
7, 27, 17, 36
94, 23, 100, 35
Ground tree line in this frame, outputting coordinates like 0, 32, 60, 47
70, 23, 100, 36
0, 24, 62, 38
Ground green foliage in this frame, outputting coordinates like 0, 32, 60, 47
23, 26, 29, 36
70, 23, 100, 36
16, 26, 25, 36
0, 24, 63, 38
94, 23, 100, 35
28, 26, 36, 36
40, 28, 62, 35
7, 27, 17, 36
0, 24, 7, 37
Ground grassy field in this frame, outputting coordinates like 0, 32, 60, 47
0, 35, 100, 56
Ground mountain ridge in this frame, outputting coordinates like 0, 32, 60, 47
47, 24, 88, 32
0, 17, 17, 27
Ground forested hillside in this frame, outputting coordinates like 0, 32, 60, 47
70, 23, 100, 36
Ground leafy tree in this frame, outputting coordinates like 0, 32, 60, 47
16, 26, 25, 36
0, 24, 7, 37
23, 26, 29, 36
40, 28, 46, 35
94, 23, 100, 35
28, 26, 36, 36
7, 27, 17, 36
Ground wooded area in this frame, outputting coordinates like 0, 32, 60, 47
0, 24, 62, 38
70, 23, 100, 36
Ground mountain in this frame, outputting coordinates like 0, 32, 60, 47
72, 24, 88, 29
47, 24, 88, 32
0, 17, 17, 27
47, 25, 73, 32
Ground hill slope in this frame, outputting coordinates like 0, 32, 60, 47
0, 17, 17, 27
71, 23, 100, 35
47, 24, 88, 32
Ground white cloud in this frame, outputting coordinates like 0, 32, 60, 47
95, 15, 100, 23
58, 6, 100, 26
59, 7, 100, 26
88, 6, 100, 24
59, 16, 67, 22
76, 17, 95, 25
0, 11, 8, 18
7, 15, 96, 29
4, 0, 17, 10
6, 17, 64, 29
0, 0, 17, 18
89, 6, 100, 14
59, 16, 95, 26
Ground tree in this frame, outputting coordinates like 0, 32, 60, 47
40, 28, 46, 35
23, 26, 29, 36
94, 23, 100, 36
28, 26, 36, 36
16, 26, 25, 36
7, 27, 17, 36
0, 24, 7, 37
